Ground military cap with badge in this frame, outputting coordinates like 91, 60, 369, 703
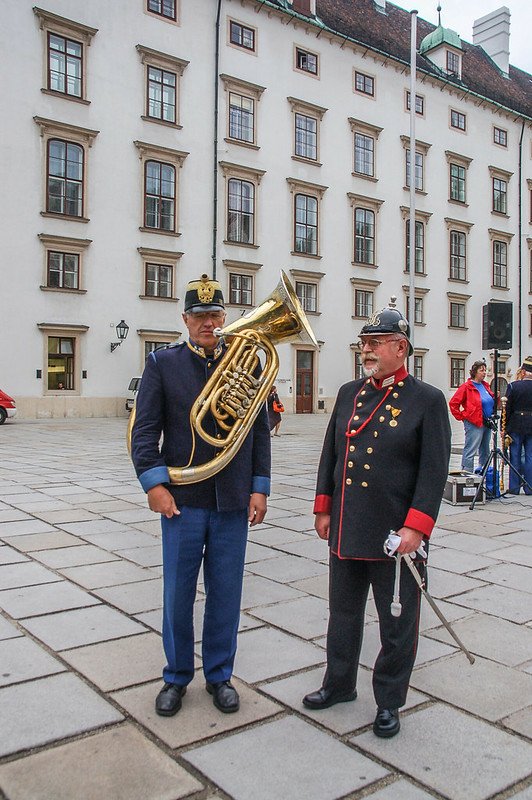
184, 274, 225, 313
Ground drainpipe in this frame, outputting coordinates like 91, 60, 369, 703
212, 0, 223, 279
517, 117, 525, 365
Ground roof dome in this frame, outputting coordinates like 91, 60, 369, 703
419, 23, 462, 55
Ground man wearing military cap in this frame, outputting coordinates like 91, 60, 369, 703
504, 356, 532, 494
303, 300, 451, 737
131, 274, 271, 717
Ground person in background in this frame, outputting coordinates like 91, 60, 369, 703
267, 385, 283, 436
504, 356, 532, 495
449, 360, 494, 474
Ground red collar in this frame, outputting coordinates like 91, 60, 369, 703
370, 364, 408, 390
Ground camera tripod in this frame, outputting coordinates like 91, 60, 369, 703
469, 349, 531, 509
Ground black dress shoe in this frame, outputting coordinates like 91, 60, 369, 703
206, 680, 240, 713
155, 683, 186, 716
373, 708, 400, 738
302, 686, 357, 710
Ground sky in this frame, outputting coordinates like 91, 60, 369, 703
393, 0, 532, 74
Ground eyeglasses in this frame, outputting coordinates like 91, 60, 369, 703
188, 312, 225, 322
356, 336, 403, 351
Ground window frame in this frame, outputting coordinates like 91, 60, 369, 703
134, 141, 188, 236
350, 277, 381, 321
492, 239, 508, 288
220, 75, 265, 149
401, 136, 431, 194
288, 178, 327, 259
354, 70, 375, 98
349, 118, 382, 181
450, 108, 466, 132
37, 323, 89, 395
290, 268, 324, 317
294, 45, 319, 77
138, 246, 181, 301
220, 162, 265, 248
348, 193, 384, 267
38, 233, 90, 294
136, 46, 189, 129
146, 0, 178, 23
228, 18, 256, 53
449, 354, 467, 388
489, 165, 513, 217
488, 228, 514, 291
493, 126, 508, 148
229, 272, 254, 306
138, 329, 181, 368
446, 49, 461, 77
288, 97, 327, 165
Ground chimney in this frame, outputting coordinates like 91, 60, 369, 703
291, 0, 316, 16
473, 6, 510, 77
374, 0, 386, 12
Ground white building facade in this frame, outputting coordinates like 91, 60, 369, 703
1, 0, 531, 421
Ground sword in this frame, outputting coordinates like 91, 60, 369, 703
384, 533, 475, 665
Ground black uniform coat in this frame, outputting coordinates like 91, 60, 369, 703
505, 379, 532, 436
314, 368, 451, 559
131, 341, 271, 510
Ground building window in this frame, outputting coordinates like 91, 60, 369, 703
450, 357, 466, 388
228, 178, 254, 244
354, 71, 374, 96
446, 50, 460, 76
406, 149, 424, 191
405, 219, 424, 274
147, 0, 176, 21
229, 20, 255, 51
146, 263, 173, 297
229, 273, 253, 305
450, 301, 466, 328
450, 163, 466, 202
450, 109, 466, 131
147, 66, 176, 123
48, 336, 75, 390
145, 161, 175, 231
47, 139, 84, 217
354, 289, 373, 318
413, 354, 423, 381
229, 93, 254, 143
450, 230, 466, 281
406, 295, 424, 324
493, 240, 508, 288
144, 340, 168, 360
354, 351, 365, 380
48, 33, 82, 97
354, 133, 374, 177
355, 208, 375, 265
47, 251, 79, 290
295, 113, 317, 160
295, 47, 318, 75
296, 281, 317, 313
493, 177, 507, 214
406, 91, 424, 115
295, 194, 318, 255
493, 127, 507, 147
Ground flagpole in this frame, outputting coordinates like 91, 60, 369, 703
408, 9, 418, 365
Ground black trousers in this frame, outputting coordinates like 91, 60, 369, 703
324, 554, 422, 709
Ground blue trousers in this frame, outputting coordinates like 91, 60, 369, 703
161, 507, 248, 686
508, 433, 532, 494
462, 420, 491, 473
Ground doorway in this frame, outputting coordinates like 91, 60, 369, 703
296, 350, 314, 413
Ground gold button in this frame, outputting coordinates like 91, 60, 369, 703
348, 461, 353, 468
349, 445, 355, 452
357, 402, 363, 407
366, 379, 371, 384
393, 392, 399, 398
361, 390, 366, 395
374, 431, 378, 438
361, 481, 368, 487
216, 433, 222, 439
367, 447, 373, 453
354, 415, 360, 421
364, 464, 370, 470
351, 429, 356, 434
379, 416, 385, 422
346, 478, 352, 485
386, 404, 391, 410
398, 381, 404, 387
207, 362, 212, 367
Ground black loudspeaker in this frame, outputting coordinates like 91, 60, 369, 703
482, 302, 512, 350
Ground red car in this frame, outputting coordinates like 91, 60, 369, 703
0, 390, 17, 424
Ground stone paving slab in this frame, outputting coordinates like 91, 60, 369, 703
468, 562, 532, 594
427, 547, 500, 573
502, 706, 532, 739
0, 673, 123, 757
78, 529, 161, 551
21, 605, 146, 650
3, 531, 82, 551
245, 541, 281, 563
273, 536, 330, 561
248, 594, 329, 639
360, 620, 457, 668
0, 580, 100, 618
509, 788, 532, 800
233, 626, 325, 682
31, 508, 101, 523
245, 553, 328, 583
485, 544, 532, 568
112, 676, 281, 749
418, 597, 473, 631
248, 526, 305, 546
260, 664, 427, 735
184, 715, 388, 800
438, 518, 523, 537
240, 573, 304, 608
0, 545, 28, 565
424, 567, 485, 598
117, 544, 162, 566
0, 616, 22, 640
411, 653, 532, 720
353, 703, 532, 800
0, 636, 65, 686
449, 583, 532, 623
0, 724, 203, 800
431, 529, 512, 554
0, 511, 29, 523
56, 560, 158, 589
32, 544, 119, 568
425, 612, 532, 666
61, 632, 163, 691
363, 779, 440, 799
0, 562, 61, 590
0, 519, 56, 537
93, 578, 162, 614
57, 519, 133, 536
291, 572, 329, 599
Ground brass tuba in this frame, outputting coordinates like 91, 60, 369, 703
127, 270, 317, 484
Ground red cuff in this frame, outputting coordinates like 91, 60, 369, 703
314, 494, 332, 514
404, 508, 435, 538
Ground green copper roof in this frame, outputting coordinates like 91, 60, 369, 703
419, 25, 462, 55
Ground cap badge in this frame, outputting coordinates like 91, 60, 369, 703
366, 311, 381, 327
198, 274, 215, 304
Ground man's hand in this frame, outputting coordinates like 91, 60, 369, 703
396, 526, 423, 555
147, 485, 179, 518
248, 493, 267, 526
315, 512, 330, 541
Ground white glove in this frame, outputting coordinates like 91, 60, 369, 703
384, 531, 427, 559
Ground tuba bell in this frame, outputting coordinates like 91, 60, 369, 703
127, 270, 317, 484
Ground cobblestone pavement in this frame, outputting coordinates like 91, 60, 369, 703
0, 415, 531, 800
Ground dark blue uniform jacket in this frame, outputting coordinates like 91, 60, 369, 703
505, 379, 532, 436
131, 342, 271, 510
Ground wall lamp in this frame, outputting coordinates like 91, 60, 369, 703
110, 320, 129, 352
